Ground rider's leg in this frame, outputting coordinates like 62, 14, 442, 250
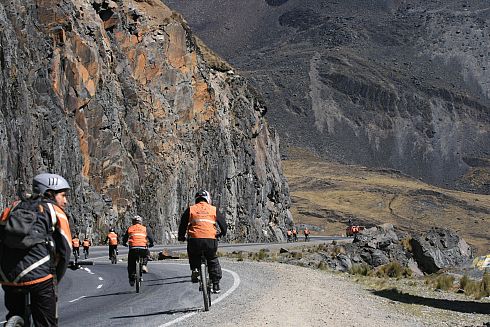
26, 279, 57, 327
2, 285, 25, 321
127, 249, 137, 283
187, 238, 201, 282
205, 239, 222, 283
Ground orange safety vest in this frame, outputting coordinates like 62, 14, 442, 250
72, 238, 80, 247
187, 202, 217, 239
128, 224, 148, 247
292, 229, 297, 235
107, 232, 118, 245
82, 240, 90, 247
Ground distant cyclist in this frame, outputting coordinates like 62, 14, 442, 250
104, 228, 119, 260
0, 173, 73, 326
303, 228, 310, 242
123, 215, 154, 286
178, 190, 227, 294
82, 237, 91, 258
72, 234, 81, 258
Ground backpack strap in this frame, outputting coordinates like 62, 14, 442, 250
46, 203, 57, 232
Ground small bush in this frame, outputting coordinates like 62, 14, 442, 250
257, 249, 268, 261
349, 263, 371, 276
376, 262, 411, 278
317, 261, 327, 270
400, 237, 413, 252
435, 274, 455, 291
292, 251, 303, 259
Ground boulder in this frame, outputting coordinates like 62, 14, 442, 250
410, 227, 473, 274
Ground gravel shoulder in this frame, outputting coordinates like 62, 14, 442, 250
176, 260, 489, 327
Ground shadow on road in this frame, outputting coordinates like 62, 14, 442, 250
372, 288, 490, 314
83, 290, 134, 299
111, 307, 201, 319
142, 275, 188, 282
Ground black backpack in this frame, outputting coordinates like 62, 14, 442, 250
0, 198, 57, 250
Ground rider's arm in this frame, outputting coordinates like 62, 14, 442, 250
146, 227, 155, 247
52, 206, 72, 282
122, 229, 129, 246
177, 208, 190, 241
216, 211, 227, 237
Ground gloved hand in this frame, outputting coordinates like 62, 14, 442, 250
178, 236, 186, 242
149, 243, 154, 248
123, 243, 128, 247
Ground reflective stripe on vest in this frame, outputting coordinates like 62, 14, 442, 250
128, 224, 147, 247
108, 232, 118, 245
187, 202, 217, 239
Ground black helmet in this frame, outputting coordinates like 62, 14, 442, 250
33, 173, 70, 195
132, 215, 143, 224
195, 190, 211, 203
109, 227, 115, 232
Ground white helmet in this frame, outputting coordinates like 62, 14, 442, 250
33, 173, 70, 195
195, 190, 211, 204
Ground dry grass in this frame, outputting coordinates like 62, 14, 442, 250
283, 147, 490, 254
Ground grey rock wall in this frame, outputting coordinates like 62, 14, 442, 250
0, 0, 292, 243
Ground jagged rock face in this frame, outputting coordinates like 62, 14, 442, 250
164, 0, 490, 191
0, 0, 292, 243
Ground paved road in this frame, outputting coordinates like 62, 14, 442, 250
0, 236, 347, 326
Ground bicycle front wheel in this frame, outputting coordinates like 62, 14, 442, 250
135, 260, 141, 293
5, 315, 24, 327
200, 263, 210, 311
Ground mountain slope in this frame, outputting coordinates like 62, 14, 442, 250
164, 0, 490, 192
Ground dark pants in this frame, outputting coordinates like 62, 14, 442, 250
127, 248, 149, 280
83, 246, 89, 257
2, 278, 57, 327
72, 247, 79, 258
108, 245, 118, 259
187, 238, 222, 283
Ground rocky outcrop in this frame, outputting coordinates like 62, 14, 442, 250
286, 224, 472, 275
0, 0, 292, 243
410, 227, 473, 274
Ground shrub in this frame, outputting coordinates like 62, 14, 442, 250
349, 263, 371, 276
400, 237, 412, 252
257, 249, 268, 261
435, 274, 455, 291
376, 262, 411, 278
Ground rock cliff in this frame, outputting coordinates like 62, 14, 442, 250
0, 0, 292, 242
164, 0, 490, 192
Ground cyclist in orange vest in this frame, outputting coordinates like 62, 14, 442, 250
82, 237, 91, 258
178, 190, 227, 294
123, 215, 154, 286
292, 228, 298, 242
72, 234, 81, 258
286, 229, 292, 242
104, 228, 119, 260
303, 228, 310, 242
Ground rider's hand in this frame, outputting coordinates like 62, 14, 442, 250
177, 236, 185, 242
149, 243, 154, 248
123, 243, 128, 247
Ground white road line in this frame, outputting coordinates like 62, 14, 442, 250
69, 296, 86, 303
98, 277, 104, 281
157, 263, 240, 327
97, 284, 103, 289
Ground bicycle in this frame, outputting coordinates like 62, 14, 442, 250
197, 252, 212, 311
4, 291, 32, 327
110, 248, 117, 264
134, 255, 143, 293
83, 247, 89, 259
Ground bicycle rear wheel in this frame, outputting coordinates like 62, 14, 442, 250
5, 315, 24, 327
200, 263, 210, 311
135, 258, 141, 293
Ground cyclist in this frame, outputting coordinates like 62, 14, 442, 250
178, 190, 227, 294
72, 234, 81, 258
82, 237, 91, 258
287, 229, 292, 242
303, 227, 310, 242
123, 215, 154, 286
104, 228, 119, 260
292, 228, 298, 242
0, 173, 73, 326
